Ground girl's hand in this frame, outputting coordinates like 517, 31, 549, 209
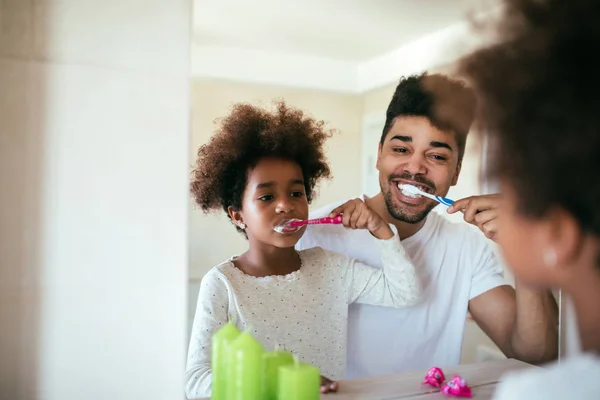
329, 197, 393, 240
320, 375, 339, 393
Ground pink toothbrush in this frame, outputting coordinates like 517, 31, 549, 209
273, 215, 342, 233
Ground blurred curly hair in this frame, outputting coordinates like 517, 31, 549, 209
460, 0, 600, 236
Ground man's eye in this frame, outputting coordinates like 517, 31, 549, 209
430, 154, 447, 161
393, 148, 407, 153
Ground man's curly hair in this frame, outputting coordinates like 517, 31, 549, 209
382, 72, 476, 163
459, 0, 600, 236
191, 101, 333, 234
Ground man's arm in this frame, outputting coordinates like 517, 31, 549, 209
450, 193, 559, 364
469, 284, 559, 364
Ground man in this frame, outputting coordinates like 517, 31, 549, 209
296, 73, 559, 378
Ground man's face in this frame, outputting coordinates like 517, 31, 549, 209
377, 116, 462, 223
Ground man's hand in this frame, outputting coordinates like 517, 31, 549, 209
447, 194, 501, 241
329, 197, 394, 240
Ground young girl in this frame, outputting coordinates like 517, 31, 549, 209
460, 0, 600, 398
186, 101, 422, 399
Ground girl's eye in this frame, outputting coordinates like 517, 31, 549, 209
258, 195, 273, 201
291, 191, 304, 197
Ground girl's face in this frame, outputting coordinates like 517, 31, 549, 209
496, 179, 556, 287
496, 178, 585, 289
230, 157, 309, 248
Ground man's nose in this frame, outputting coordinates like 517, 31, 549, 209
402, 153, 427, 176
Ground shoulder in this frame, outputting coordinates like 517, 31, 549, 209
206, 259, 234, 277
494, 354, 600, 399
298, 246, 334, 265
298, 247, 350, 269
199, 260, 234, 292
298, 246, 325, 257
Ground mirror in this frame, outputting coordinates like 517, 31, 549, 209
187, 0, 560, 393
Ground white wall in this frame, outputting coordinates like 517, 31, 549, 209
190, 6, 501, 94
0, 1, 191, 399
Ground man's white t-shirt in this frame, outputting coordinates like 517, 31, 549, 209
296, 197, 507, 378
493, 353, 600, 399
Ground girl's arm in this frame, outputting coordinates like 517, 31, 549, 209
331, 234, 422, 307
326, 198, 422, 307
185, 270, 230, 399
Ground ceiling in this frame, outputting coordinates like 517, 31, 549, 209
192, 0, 494, 61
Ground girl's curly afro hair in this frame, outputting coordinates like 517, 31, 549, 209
191, 100, 334, 231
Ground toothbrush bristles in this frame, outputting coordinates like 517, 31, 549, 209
403, 184, 421, 194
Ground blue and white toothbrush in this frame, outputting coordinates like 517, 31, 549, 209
401, 184, 455, 207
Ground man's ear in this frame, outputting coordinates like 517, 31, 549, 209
376, 142, 383, 172
228, 206, 244, 229
451, 160, 462, 186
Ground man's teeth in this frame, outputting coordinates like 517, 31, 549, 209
398, 183, 425, 198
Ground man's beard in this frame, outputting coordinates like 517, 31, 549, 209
382, 173, 439, 224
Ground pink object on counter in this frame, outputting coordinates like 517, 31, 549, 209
422, 367, 445, 388
441, 375, 472, 398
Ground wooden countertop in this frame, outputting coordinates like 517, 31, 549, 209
325, 358, 536, 399
197, 358, 537, 400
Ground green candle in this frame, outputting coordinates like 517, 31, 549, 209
227, 330, 264, 400
262, 345, 294, 400
211, 321, 240, 400
277, 359, 320, 400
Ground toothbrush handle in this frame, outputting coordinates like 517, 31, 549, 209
306, 215, 343, 225
289, 215, 343, 227
435, 196, 454, 207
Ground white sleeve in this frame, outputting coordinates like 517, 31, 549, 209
296, 200, 347, 251
330, 234, 422, 306
295, 228, 319, 251
494, 355, 600, 400
493, 374, 545, 400
469, 239, 507, 300
185, 270, 230, 399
